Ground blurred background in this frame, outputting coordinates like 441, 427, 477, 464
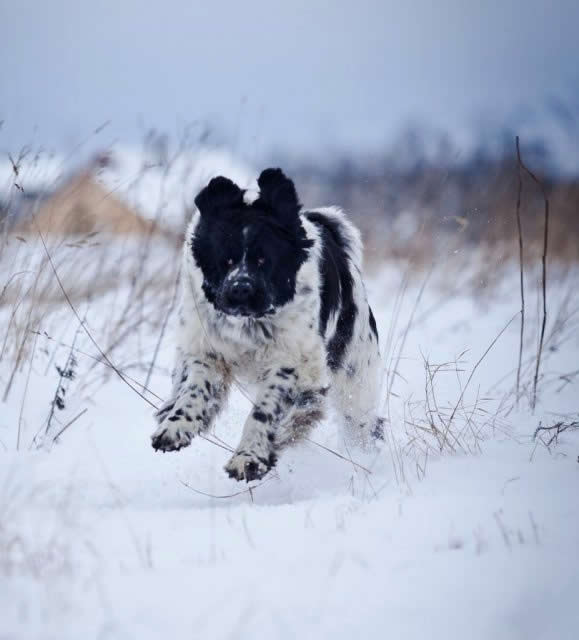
2, 0, 579, 163
1, 0, 579, 271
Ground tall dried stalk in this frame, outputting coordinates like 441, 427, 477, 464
515, 141, 550, 411
514, 137, 525, 405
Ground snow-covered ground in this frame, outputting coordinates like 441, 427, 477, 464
1, 215, 578, 637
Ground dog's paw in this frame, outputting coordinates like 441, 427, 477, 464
224, 450, 277, 482
151, 420, 194, 452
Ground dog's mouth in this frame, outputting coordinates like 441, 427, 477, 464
219, 304, 275, 319
216, 286, 274, 319
222, 306, 257, 318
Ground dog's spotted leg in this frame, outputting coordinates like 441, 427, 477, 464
224, 366, 327, 481
151, 353, 230, 452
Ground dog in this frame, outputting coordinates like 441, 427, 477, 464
151, 168, 383, 481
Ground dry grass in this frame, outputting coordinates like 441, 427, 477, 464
0, 222, 180, 451
295, 146, 579, 290
534, 419, 579, 449
1, 136, 577, 479
382, 338, 520, 486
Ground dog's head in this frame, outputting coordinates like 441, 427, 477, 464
192, 168, 313, 318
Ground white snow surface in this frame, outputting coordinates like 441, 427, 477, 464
1, 236, 578, 639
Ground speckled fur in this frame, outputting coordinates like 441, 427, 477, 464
151, 173, 383, 482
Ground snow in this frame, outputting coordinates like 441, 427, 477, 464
95, 145, 256, 230
1, 203, 578, 638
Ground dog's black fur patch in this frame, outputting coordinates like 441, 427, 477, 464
305, 211, 357, 371
192, 172, 313, 318
368, 305, 378, 341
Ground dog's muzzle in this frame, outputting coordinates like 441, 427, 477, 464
222, 276, 257, 316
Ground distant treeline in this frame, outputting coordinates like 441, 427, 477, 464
292, 144, 579, 264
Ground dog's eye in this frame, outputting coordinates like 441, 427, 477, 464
257, 257, 265, 267
227, 258, 234, 266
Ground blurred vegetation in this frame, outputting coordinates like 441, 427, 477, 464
293, 133, 579, 267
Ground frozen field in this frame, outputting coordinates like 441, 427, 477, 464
1, 194, 578, 638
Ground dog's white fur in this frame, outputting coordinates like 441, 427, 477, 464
151, 204, 382, 480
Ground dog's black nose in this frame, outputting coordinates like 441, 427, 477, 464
228, 277, 254, 303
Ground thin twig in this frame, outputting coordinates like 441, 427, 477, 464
516, 142, 549, 411
199, 433, 235, 453
305, 437, 372, 474
178, 475, 274, 499
514, 137, 525, 405
51, 408, 89, 444
533, 420, 578, 448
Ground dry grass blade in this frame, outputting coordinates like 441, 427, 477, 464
143, 268, 180, 393
0, 270, 34, 306
30, 214, 160, 411
441, 313, 518, 449
199, 433, 235, 453
50, 408, 89, 444
17, 330, 39, 450
387, 267, 432, 408
305, 437, 372, 474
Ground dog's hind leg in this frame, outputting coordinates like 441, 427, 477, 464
330, 334, 384, 450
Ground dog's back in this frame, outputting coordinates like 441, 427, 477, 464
304, 207, 383, 444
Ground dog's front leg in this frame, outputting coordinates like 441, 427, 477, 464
151, 353, 230, 452
224, 366, 327, 481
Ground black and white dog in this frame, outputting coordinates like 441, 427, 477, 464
151, 168, 383, 481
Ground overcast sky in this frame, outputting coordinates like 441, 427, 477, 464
1, 1, 578, 162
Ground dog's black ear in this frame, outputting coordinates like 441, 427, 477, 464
256, 168, 300, 224
194, 176, 244, 217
